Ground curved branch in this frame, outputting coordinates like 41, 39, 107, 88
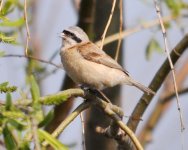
42, 101, 91, 147
138, 87, 188, 146
14, 88, 84, 106
85, 92, 143, 150
127, 34, 188, 132
40, 89, 143, 150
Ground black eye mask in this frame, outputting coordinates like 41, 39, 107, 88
63, 30, 82, 43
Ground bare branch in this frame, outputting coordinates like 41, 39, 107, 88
100, 0, 117, 49
80, 112, 86, 150
127, 34, 188, 132
2, 54, 62, 69
42, 102, 91, 147
0, 0, 4, 12
115, 0, 123, 61
138, 57, 188, 147
161, 87, 188, 104
95, 15, 176, 46
30, 116, 41, 150
24, 0, 31, 56
138, 87, 188, 146
153, 0, 184, 131
85, 91, 143, 150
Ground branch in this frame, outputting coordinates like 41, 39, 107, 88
0, 0, 4, 12
127, 34, 188, 132
95, 15, 176, 46
39, 89, 142, 150
138, 87, 188, 146
161, 87, 188, 104
115, 0, 123, 61
2, 54, 62, 69
24, 0, 31, 56
100, 0, 117, 49
85, 91, 143, 150
14, 88, 84, 106
42, 101, 91, 147
153, 0, 184, 131
138, 58, 188, 147
30, 115, 41, 150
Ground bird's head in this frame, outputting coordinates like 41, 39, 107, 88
60, 26, 89, 48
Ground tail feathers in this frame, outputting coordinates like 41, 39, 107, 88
131, 79, 155, 95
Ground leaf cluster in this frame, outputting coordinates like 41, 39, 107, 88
0, 76, 69, 150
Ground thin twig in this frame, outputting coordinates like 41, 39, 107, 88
138, 87, 188, 146
138, 57, 188, 147
127, 34, 188, 132
95, 15, 176, 46
24, 0, 31, 56
30, 116, 41, 150
38, 68, 59, 81
42, 102, 90, 147
115, 0, 123, 61
100, 0, 117, 49
153, 0, 185, 131
0, 0, 4, 12
96, 90, 111, 103
80, 112, 86, 150
161, 87, 188, 104
2, 54, 62, 69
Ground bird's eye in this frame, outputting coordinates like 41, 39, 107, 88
62, 30, 82, 43
63, 30, 71, 35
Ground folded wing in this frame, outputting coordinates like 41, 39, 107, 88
78, 42, 129, 76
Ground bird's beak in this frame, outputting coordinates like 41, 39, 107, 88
59, 32, 65, 38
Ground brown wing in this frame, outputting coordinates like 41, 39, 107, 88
77, 42, 129, 76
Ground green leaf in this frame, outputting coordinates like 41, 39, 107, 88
0, 1, 14, 16
5, 93, 12, 110
146, 38, 162, 60
8, 119, 26, 131
29, 75, 43, 122
0, 82, 17, 93
39, 110, 54, 128
0, 51, 5, 57
0, 17, 25, 27
3, 125, 17, 150
0, 82, 9, 88
38, 129, 68, 150
164, 0, 183, 16
2, 111, 25, 119
0, 32, 17, 44
40, 89, 84, 105
18, 142, 30, 150
30, 75, 40, 102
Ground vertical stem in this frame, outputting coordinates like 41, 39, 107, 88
100, 0, 117, 49
24, 0, 31, 56
153, 0, 184, 131
115, 0, 123, 61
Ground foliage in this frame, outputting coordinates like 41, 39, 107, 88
0, 82, 17, 93
0, 76, 72, 149
145, 38, 162, 60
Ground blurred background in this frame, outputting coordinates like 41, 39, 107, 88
0, 0, 188, 150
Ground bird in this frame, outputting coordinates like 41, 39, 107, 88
60, 26, 155, 95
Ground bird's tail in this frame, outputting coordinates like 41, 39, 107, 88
131, 79, 155, 95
